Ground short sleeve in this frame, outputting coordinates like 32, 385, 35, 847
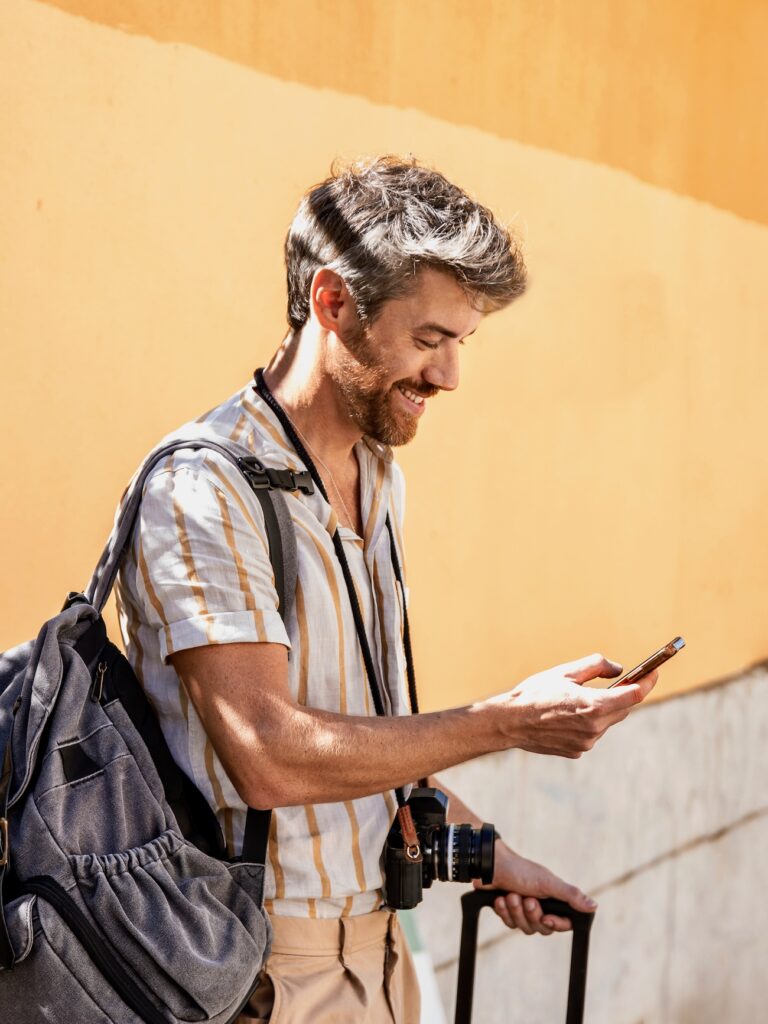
131, 454, 291, 661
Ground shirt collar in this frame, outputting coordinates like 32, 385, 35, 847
362, 435, 394, 464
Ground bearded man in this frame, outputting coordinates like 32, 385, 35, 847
116, 157, 657, 1023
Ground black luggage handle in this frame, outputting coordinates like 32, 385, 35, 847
454, 889, 595, 1024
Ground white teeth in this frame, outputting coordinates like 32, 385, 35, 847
398, 385, 424, 405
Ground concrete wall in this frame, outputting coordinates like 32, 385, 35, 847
420, 669, 768, 1022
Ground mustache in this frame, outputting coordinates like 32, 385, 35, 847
395, 380, 440, 399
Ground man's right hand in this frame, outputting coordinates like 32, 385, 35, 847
487, 653, 658, 758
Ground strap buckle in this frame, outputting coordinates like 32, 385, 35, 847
0, 818, 9, 868
238, 458, 314, 495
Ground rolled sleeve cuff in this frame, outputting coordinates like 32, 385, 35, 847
159, 608, 291, 662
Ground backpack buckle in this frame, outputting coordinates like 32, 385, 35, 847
0, 818, 8, 868
238, 458, 314, 496
265, 468, 315, 495
292, 470, 315, 494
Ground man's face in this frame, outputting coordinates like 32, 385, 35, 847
330, 267, 484, 447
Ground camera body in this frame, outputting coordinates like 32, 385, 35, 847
382, 787, 496, 910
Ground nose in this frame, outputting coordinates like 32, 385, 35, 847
424, 342, 460, 392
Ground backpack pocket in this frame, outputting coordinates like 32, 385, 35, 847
0, 894, 36, 968
68, 828, 268, 1022
36, 720, 170, 857
0, 894, 145, 1024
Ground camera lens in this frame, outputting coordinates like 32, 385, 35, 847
428, 822, 495, 885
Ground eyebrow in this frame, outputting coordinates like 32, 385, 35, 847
415, 322, 477, 339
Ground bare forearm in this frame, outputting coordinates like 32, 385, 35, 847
173, 643, 505, 809
174, 643, 656, 812
235, 700, 506, 808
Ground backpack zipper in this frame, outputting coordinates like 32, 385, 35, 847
90, 661, 108, 703
24, 875, 169, 1024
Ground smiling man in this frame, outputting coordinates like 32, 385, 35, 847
116, 157, 657, 1023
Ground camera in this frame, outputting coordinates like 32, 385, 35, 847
383, 787, 496, 910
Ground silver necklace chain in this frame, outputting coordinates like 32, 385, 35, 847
288, 418, 358, 533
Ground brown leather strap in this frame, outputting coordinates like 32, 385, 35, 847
397, 805, 422, 863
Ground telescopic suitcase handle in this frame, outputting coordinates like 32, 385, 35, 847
454, 889, 595, 1024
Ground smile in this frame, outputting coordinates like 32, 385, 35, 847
396, 384, 426, 410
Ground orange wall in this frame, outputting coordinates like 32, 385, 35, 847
2, 0, 767, 710
41, 0, 768, 225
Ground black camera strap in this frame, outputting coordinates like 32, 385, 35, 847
254, 369, 420, 823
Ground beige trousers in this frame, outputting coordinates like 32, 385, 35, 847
237, 909, 421, 1024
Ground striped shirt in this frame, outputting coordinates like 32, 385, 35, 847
115, 381, 411, 919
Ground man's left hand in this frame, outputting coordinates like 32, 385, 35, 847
475, 842, 597, 935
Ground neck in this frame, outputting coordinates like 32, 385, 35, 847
262, 325, 362, 470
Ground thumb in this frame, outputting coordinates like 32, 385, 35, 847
551, 878, 598, 913
565, 652, 622, 685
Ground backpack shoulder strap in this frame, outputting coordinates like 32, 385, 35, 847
85, 433, 312, 617
84, 432, 314, 868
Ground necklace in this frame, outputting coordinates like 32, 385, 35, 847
287, 418, 358, 533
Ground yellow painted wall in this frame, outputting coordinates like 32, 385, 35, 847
40, 0, 768, 226
2, 0, 767, 711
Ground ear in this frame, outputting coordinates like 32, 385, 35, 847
310, 268, 357, 336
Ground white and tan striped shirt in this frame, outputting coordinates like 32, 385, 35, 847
115, 381, 411, 919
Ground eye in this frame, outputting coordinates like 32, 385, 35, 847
415, 338, 440, 350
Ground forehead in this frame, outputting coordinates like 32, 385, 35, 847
377, 266, 484, 338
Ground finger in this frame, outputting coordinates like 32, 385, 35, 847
633, 668, 659, 700
599, 669, 659, 710
565, 653, 623, 685
593, 707, 631, 733
521, 897, 554, 936
541, 914, 573, 933
494, 894, 515, 929
543, 877, 598, 916
505, 893, 535, 935
564, 887, 598, 914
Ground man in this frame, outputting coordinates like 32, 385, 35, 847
116, 157, 657, 1023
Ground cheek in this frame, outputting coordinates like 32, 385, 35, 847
361, 330, 426, 386
389, 350, 428, 384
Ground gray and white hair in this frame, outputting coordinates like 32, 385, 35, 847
284, 155, 526, 331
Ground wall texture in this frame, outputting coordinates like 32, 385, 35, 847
2, 2, 766, 1020
420, 668, 768, 1022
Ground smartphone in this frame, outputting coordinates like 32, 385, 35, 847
608, 636, 686, 688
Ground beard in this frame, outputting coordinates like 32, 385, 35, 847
332, 322, 438, 447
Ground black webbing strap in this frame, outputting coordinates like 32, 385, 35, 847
85, 436, 310, 617
82, 436, 306, 868
455, 889, 595, 1024
241, 808, 271, 865
0, 739, 15, 968
246, 474, 288, 619
239, 484, 289, 864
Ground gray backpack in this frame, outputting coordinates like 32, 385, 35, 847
0, 435, 313, 1023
